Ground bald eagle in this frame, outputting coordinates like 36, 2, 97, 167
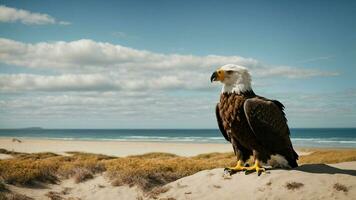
211, 64, 298, 175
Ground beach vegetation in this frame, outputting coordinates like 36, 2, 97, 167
285, 182, 304, 190
333, 183, 348, 192
0, 188, 34, 200
147, 186, 171, 199
45, 191, 63, 200
299, 149, 356, 164
1, 148, 356, 193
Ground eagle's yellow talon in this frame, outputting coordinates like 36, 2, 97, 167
245, 159, 265, 175
226, 160, 245, 171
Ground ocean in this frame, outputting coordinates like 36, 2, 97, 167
0, 128, 355, 148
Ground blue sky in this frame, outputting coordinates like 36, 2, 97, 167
0, 0, 355, 128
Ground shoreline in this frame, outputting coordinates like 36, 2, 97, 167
0, 136, 228, 143
1, 133, 356, 149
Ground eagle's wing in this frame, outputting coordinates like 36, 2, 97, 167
243, 97, 294, 153
216, 104, 230, 142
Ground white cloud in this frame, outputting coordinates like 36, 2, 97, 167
0, 74, 117, 92
0, 38, 338, 92
0, 5, 70, 25
58, 21, 71, 25
0, 38, 255, 71
0, 73, 210, 92
0, 91, 217, 128
1, 90, 355, 128
0, 35, 349, 128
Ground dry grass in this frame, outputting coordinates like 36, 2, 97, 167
0, 150, 112, 186
60, 187, 72, 195
299, 149, 356, 164
0, 158, 59, 185
147, 186, 171, 199
0, 184, 34, 200
45, 191, 63, 200
213, 184, 221, 189
0, 193, 34, 200
106, 152, 235, 191
0, 181, 7, 192
333, 183, 348, 192
72, 168, 94, 183
0, 148, 28, 157
1, 148, 356, 193
285, 182, 304, 190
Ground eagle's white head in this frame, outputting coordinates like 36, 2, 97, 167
210, 64, 252, 94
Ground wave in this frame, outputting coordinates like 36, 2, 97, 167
5, 136, 226, 143
2, 135, 356, 147
292, 138, 356, 143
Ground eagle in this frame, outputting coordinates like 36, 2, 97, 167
211, 64, 298, 175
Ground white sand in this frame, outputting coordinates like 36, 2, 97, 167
0, 138, 311, 157
0, 153, 13, 159
5, 162, 356, 200
159, 162, 356, 200
0, 137, 232, 157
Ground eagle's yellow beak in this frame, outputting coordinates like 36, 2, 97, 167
210, 69, 224, 82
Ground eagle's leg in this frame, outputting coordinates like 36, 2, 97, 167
226, 160, 245, 171
244, 159, 265, 175
244, 150, 265, 176
224, 139, 246, 173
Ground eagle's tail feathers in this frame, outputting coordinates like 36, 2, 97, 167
288, 150, 299, 168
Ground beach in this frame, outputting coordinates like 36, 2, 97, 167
0, 137, 232, 157
1, 137, 356, 200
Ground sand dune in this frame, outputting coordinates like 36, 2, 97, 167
159, 162, 356, 200
2, 162, 355, 200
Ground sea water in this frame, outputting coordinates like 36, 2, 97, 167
0, 128, 355, 148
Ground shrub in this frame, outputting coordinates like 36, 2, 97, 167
285, 182, 304, 190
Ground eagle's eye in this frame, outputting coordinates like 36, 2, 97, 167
226, 70, 234, 74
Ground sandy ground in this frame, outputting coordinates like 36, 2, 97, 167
160, 162, 356, 200
4, 162, 356, 200
0, 137, 233, 157
0, 153, 13, 159
0, 138, 312, 157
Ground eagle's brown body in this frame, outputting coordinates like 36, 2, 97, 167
216, 90, 298, 168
